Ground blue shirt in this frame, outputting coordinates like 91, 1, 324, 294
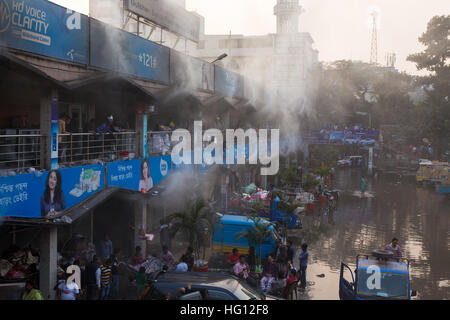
299, 250, 309, 267
99, 240, 113, 259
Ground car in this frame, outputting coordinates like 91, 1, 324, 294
143, 271, 281, 300
359, 138, 376, 146
344, 136, 360, 145
337, 158, 352, 167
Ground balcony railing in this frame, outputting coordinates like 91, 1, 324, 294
147, 131, 174, 156
58, 132, 137, 167
0, 134, 42, 173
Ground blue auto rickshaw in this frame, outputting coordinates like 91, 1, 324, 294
270, 198, 301, 229
339, 250, 417, 300
212, 214, 282, 258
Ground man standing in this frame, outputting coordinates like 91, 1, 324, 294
385, 238, 402, 259
361, 176, 367, 195
100, 258, 113, 300
260, 255, 279, 293
86, 256, 101, 300
286, 240, 296, 263
160, 246, 175, 270
298, 243, 309, 290
159, 220, 172, 251
58, 114, 71, 163
110, 248, 121, 300
180, 247, 195, 272
57, 272, 80, 300
99, 234, 113, 260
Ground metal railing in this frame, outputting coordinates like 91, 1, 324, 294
0, 134, 42, 173
58, 132, 137, 166
147, 131, 175, 156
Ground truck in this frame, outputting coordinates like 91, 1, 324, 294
339, 250, 417, 300
212, 214, 282, 258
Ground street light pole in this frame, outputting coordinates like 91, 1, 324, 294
211, 53, 228, 64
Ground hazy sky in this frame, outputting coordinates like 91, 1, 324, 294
52, 0, 450, 75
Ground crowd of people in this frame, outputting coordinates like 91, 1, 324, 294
227, 240, 310, 298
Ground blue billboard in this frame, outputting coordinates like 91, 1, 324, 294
90, 19, 170, 83
0, 164, 105, 219
107, 156, 172, 192
0, 0, 88, 64
214, 65, 244, 98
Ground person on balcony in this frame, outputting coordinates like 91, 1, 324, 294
58, 114, 71, 163
96, 115, 119, 139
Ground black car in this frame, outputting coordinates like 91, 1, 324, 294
143, 271, 280, 300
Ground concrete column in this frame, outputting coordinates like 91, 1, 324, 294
40, 94, 52, 170
134, 200, 147, 255
39, 227, 58, 300
135, 113, 148, 158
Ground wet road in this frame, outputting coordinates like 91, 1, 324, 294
292, 168, 450, 300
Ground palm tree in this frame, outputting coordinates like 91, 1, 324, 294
168, 198, 213, 261
235, 216, 274, 272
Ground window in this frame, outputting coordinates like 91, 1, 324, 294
206, 290, 234, 300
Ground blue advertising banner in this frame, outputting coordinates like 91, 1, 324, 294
214, 65, 244, 98
0, 164, 105, 218
0, 0, 88, 64
107, 156, 172, 192
90, 19, 170, 83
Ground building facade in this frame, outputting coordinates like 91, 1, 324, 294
194, 0, 319, 111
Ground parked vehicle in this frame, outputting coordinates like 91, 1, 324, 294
143, 271, 280, 300
270, 198, 301, 229
329, 133, 345, 144
212, 215, 281, 257
338, 156, 363, 167
337, 158, 352, 167
359, 138, 376, 146
344, 134, 360, 145
339, 250, 416, 300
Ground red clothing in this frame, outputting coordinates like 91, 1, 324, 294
132, 253, 144, 266
227, 252, 240, 265
286, 276, 297, 286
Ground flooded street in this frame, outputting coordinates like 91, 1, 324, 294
294, 169, 450, 300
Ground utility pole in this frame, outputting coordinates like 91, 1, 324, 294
370, 11, 378, 64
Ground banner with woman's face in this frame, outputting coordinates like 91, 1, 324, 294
0, 164, 105, 219
107, 155, 172, 192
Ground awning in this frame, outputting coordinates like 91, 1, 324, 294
64, 72, 157, 99
2, 187, 121, 227
0, 49, 69, 89
233, 99, 257, 112
154, 86, 207, 107
65, 187, 121, 223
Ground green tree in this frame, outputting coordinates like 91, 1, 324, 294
407, 15, 450, 155
168, 198, 212, 261
235, 216, 274, 270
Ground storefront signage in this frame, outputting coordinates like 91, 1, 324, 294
170, 50, 214, 91
90, 18, 169, 83
123, 0, 201, 42
0, 0, 88, 64
0, 164, 105, 219
214, 65, 244, 98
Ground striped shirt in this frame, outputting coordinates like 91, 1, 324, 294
100, 265, 112, 285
